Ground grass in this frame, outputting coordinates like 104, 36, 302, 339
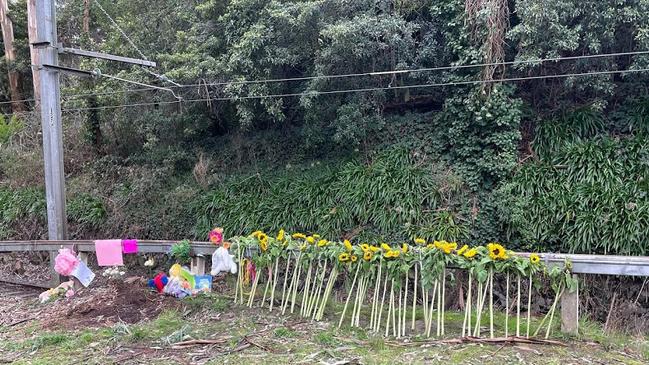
3, 292, 649, 365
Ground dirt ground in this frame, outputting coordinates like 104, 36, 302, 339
1, 277, 649, 365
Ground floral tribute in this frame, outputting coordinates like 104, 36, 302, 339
228, 231, 577, 340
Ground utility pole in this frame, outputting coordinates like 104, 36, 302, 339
33, 0, 67, 240
30, 0, 157, 242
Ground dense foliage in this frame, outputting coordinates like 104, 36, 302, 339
0, 0, 647, 254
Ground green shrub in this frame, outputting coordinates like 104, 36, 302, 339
0, 115, 24, 144
497, 135, 648, 255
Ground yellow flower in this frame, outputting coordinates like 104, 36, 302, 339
464, 248, 478, 259
259, 239, 268, 252
250, 230, 262, 238
306, 236, 315, 244
313, 234, 321, 239
530, 253, 540, 264
426, 243, 434, 249
487, 243, 507, 260
277, 229, 285, 241
441, 245, 452, 254
317, 239, 328, 247
369, 245, 380, 252
457, 245, 469, 256
448, 242, 458, 251
402, 243, 409, 254
392, 250, 401, 258
338, 253, 350, 262
258, 233, 268, 242
360, 243, 370, 252
414, 238, 426, 245
344, 239, 353, 251
351, 255, 358, 262
292, 233, 306, 240
384, 250, 393, 258
363, 251, 373, 261
381, 243, 391, 251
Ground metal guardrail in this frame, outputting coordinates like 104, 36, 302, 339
4, 241, 649, 276
3, 240, 649, 335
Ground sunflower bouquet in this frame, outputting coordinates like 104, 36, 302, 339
229, 230, 573, 340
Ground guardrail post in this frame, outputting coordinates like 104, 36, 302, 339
561, 274, 579, 335
191, 254, 206, 275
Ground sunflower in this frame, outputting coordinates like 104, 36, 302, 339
457, 244, 469, 256
530, 253, 541, 264
414, 238, 426, 245
384, 250, 393, 258
487, 243, 507, 260
317, 239, 328, 247
250, 230, 262, 238
306, 236, 315, 244
392, 250, 401, 258
426, 243, 434, 249
381, 243, 391, 251
441, 243, 454, 254
463, 248, 478, 259
363, 251, 373, 261
369, 245, 380, 252
360, 243, 370, 252
258, 233, 268, 242
434, 240, 444, 249
344, 239, 353, 251
313, 234, 321, 239
277, 229, 285, 241
351, 255, 358, 262
292, 233, 306, 240
402, 243, 409, 254
338, 253, 350, 262
259, 238, 269, 252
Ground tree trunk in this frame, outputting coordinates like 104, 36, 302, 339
26, 0, 39, 106
83, 0, 90, 34
0, 0, 25, 112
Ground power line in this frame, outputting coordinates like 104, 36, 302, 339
55, 49, 649, 103
170, 50, 649, 88
91, 0, 181, 86
57, 67, 649, 113
6, 50, 649, 109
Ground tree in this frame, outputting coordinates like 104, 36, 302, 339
0, 0, 25, 112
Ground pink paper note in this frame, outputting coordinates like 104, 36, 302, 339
95, 239, 124, 266
122, 239, 138, 254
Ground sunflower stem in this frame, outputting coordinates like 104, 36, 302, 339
526, 273, 533, 338
489, 268, 494, 338
290, 254, 303, 313
261, 266, 271, 308
402, 271, 408, 337
442, 269, 447, 336
412, 263, 418, 331
517, 274, 521, 337
300, 262, 312, 316
505, 272, 510, 338
339, 264, 360, 328
545, 284, 564, 339
280, 255, 291, 310
269, 257, 280, 311
377, 269, 389, 333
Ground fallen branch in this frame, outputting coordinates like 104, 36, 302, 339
8, 316, 36, 327
171, 338, 227, 349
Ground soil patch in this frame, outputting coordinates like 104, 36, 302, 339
43, 278, 182, 330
